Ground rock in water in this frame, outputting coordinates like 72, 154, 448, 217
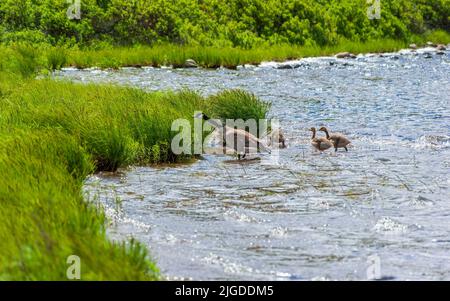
436, 44, 446, 51
426, 41, 437, 47
409, 43, 417, 50
335, 52, 356, 59
277, 63, 302, 69
184, 59, 198, 68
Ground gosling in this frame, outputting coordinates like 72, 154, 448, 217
268, 128, 286, 148
319, 126, 351, 152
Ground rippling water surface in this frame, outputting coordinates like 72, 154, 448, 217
57, 48, 450, 280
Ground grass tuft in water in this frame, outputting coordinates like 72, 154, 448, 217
207, 89, 271, 121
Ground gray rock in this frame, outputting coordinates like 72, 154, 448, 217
276, 63, 302, 69
436, 44, 446, 51
409, 43, 417, 50
335, 52, 356, 59
184, 59, 198, 68
426, 41, 437, 47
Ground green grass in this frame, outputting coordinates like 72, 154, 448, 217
0, 128, 158, 280
0, 70, 269, 279
64, 31, 450, 69
64, 40, 406, 69
0, 29, 448, 280
208, 89, 271, 121
1, 30, 449, 73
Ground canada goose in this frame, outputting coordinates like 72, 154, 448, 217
309, 127, 332, 151
268, 128, 286, 148
195, 113, 271, 159
319, 126, 351, 152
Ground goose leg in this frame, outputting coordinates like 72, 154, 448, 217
238, 154, 241, 160
344, 146, 348, 152
334, 138, 340, 152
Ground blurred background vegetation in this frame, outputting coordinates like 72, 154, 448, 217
0, 0, 448, 49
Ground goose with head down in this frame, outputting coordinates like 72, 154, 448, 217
309, 127, 333, 152
195, 113, 271, 159
319, 126, 351, 152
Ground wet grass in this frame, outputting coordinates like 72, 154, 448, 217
0, 69, 270, 279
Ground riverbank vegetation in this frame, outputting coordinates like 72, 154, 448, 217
1, 30, 449, 72
1, 0, 448, 47
1, 1, 449, 69
1, 0, 448, 280
0, 62, 269, 279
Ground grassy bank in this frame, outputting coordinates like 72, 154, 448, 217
66, 31, 450, 69
1, 31, 448, 73
0, 69, 269, 279
65, 39, 409, 69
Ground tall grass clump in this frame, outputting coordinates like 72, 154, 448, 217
12, 44, 42, 77
46, 46, 68, 70
207, 89, 271, 122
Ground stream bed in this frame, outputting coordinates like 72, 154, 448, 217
57, 47, 450, 280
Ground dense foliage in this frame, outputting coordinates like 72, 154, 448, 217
1, 0, 449, 48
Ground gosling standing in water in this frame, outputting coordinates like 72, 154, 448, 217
309, 127, 333, 152
268, 128, 286, 149
319, 126, 351, 152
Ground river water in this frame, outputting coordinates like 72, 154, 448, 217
57, 47, 450, 280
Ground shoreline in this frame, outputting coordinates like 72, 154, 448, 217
1, 30, 449, 281
60, 43, 449, 72
59, 32, 450, 71
0, 80, 268, 280
2, 32, 449, 75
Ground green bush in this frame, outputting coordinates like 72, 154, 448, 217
0, 0, 448, 48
